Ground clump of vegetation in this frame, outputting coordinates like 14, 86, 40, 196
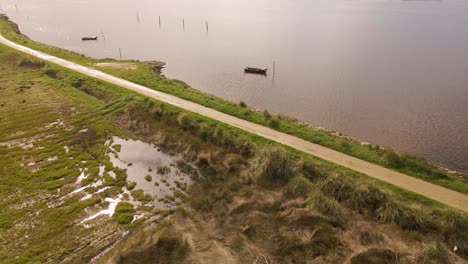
126, 181, 137, 191
157, 165, 171, 175
103, 172, 117, 186
359, 231, 386, 245
131, 189, 153, 202
189, 177, 233, 214
144, 175, 152, 182
17, 58, 44, 69
269, 116, 280, 128
112, 144, 122, 152
349, 186, 387, 214
255, 148, 294, 186
117, 229, 189, 263
0, 215, 13, 229
177, 113, 194, 130
439, 210, 467, 238
287, 175, 314, 196
239, 101, 247, 108
351, 248, 400, 264
375, 200, 404, 224
318, 174, 355, 202
387, 152, 403, 168
114, 202, 135, 225
263, 110, 272, 119
300, 160, 322, 182
306, 190, 342, 219
43, 68, 59, 78
420, 241, 450, 264
154, 208, 176, 217
399, 208, 430, 232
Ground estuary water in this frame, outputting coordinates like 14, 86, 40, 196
1, 0, 467, 172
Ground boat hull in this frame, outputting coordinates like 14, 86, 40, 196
82, 37, 98, 41
244, 67, 267, 75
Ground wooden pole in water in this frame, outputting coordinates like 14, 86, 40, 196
273, 61, 276, 78
206, 20, 209, 32
182, 19, 185, 30
159, 16, 161, 27
15, 4, 18, 13
137, 12, 140, 23
100, 30, 106, 41
119, 48, 122, 60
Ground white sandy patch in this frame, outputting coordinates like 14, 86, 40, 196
80, 186, 111, 201
76, 168, 89, 184
96, 62, 137, 70
80, 195, 122, 224
99, 165, 105, 177
47, 156, 58, 161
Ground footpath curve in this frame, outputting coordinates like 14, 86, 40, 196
1, 34, 466, 212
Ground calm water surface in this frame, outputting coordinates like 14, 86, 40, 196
2, 0, 467, 172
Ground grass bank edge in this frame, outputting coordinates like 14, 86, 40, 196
1, 14, 466, 195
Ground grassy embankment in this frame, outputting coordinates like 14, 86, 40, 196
0, 15, 467, 195
1, 30, 467, 263
0, 44, 132, 263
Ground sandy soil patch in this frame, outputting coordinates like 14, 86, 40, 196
96, 62, 137, 70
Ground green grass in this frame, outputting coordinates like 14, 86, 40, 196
0, 44, 129, 262
131, 189, 153, 202
0, 15, 466, 194
114, 202, 135, 225
126, 181, 137, 191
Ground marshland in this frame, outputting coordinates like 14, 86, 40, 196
0, 2, 467, 264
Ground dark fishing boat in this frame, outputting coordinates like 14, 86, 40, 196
244, 67, 267, 75
82, 36, 98, 41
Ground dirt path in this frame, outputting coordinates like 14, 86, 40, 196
1, 34, 466, 212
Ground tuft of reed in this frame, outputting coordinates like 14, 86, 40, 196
376, 201, 431, 232
299, 160, 322, 182
177, 113, 195, 130
375, 200, 403, 224
349, 186, 388, 214
306, 190, 342, 219
318, 174, 354, 202
255, 148, 294, 186
439, 210, 467, 238
287, 176, 314, 197
359, 231, 386, 245
421, 241, 450, 264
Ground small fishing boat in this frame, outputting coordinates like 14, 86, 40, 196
244, 67, 267, 75
82, 36, 98, 41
